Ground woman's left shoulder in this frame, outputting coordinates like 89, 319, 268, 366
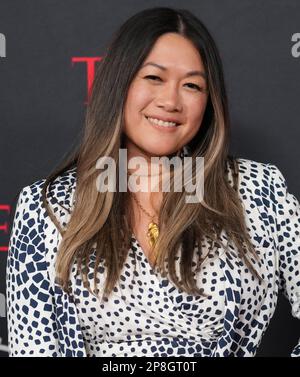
230, 157, 286, 186
236, 157, 276, 175
225, 157, 293, 206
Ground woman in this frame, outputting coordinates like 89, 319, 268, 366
6, 7, 300, 357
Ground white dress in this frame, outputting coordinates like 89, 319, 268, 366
6, 158, 300, 356
69, 233, 258, 357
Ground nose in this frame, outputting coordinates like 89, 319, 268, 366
155, 83, 182, 112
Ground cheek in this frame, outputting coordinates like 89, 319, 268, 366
126, 82, 152, 112
124, 86, 149, 132
181, 98, 208, 141
189, 97, 208, 125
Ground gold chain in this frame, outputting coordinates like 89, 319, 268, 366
130, 192, 160, 249
131, 192, 156, 219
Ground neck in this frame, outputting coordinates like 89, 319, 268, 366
125, 143, 182, 178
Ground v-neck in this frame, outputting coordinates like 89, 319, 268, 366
131, 233, 158, 274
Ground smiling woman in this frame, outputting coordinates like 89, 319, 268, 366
123, 32, 209, 159
123, 32, 209, 258
6, 7, 300, 357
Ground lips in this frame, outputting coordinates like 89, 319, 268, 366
145, 116, 180, 133
145, 115, 181, 126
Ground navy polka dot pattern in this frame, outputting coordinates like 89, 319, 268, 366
6, 159, 300, 357
69, 238, 227, 357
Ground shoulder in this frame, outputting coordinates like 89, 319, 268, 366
229, 157, 292, 210
235, 157, 275, 179
230, 157, 285, 188
18, 166, 77, 216
45, 166, 77, 213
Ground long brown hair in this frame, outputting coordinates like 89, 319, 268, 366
41, 7, 263, 302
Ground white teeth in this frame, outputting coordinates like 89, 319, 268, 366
147, 116, 177, 127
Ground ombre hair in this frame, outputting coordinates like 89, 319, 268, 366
41, 7, 262, 301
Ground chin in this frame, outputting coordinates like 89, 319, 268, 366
145, 148, 175, 157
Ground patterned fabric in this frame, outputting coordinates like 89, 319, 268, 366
6, 158, 300, 356
69, 235, 226, 357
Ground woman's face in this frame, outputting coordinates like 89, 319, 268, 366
123, 32, 209, 161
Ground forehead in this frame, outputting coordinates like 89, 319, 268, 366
143, 33, 205, 72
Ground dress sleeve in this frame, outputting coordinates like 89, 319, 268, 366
6, 185, 60, 356
269, 164, 300, 357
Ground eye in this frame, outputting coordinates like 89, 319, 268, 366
144, 75, 204, 92
144, 75, 161, 81
185, 83, 203, 91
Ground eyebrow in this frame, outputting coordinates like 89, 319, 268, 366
141, 61, 207, 80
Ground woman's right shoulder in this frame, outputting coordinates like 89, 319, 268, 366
16, 166, 78, 216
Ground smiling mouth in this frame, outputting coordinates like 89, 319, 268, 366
145, 115, 181, 127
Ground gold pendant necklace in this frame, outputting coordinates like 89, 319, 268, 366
147, 221, 160, 248
130, 192, 160, 248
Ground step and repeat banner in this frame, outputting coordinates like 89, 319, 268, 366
0, 0, 300, 357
